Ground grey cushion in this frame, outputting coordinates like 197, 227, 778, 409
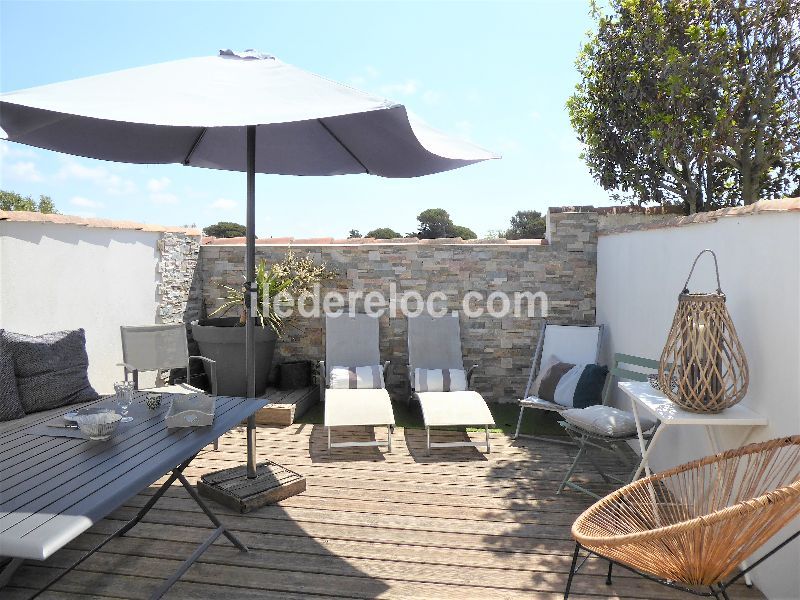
562, 405, 657, 438
1, 328, 99, 413
0, 331, 25, 421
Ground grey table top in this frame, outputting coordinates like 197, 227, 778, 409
0, 394, 268, 561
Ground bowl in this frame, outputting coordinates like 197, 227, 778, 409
75, 410, 122, 440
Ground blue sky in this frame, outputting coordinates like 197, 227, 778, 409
0, 1, 611, 238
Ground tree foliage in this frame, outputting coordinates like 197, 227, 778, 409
416, 208, 477, 239
348, 229, 362, 238
366, 227, 402, 239
0, 190, 58, 213
505, 210, 546, 239
568, 0, 800, 213
203, 221, 247, 238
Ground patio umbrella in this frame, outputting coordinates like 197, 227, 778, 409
0, 49, 498, 478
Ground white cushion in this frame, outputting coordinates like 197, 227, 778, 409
416, 391, 494, 427
329, 365, 384, 389
324, 388, 394, 427
562, 405, 657, 438
414, 368, 467, 392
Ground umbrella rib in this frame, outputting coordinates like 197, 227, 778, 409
183, 127, 208, 165
316, 119, 370, 174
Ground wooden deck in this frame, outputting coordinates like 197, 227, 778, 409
5, 424, 765, 599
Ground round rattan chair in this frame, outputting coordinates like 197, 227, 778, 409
567, 436, 800, 598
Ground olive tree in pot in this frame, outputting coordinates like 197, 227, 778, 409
192, 251, 335, 396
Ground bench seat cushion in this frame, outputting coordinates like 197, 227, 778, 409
0, 331, 25, 421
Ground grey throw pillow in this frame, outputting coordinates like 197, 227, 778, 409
0, 331, 26, 421
1, 328, 99, 413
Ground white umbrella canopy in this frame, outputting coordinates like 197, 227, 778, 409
0, 50, 498, 176
0, 50, 497, 478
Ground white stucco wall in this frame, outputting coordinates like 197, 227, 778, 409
597, 211, 800, 599
0, 221, 160, 393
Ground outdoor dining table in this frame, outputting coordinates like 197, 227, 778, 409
0, 392, 269, 599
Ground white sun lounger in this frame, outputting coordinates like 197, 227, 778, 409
408, 313, 494, 454
320, 313, 395, 452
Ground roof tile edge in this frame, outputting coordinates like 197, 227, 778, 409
0, 210, 201, 235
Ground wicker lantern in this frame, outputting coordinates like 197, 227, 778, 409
659, 250, 748, 413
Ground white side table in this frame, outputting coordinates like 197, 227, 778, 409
618, 381, 768, 588
619, 381, 768, 479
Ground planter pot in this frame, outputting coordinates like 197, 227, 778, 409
192, 317, 277, 397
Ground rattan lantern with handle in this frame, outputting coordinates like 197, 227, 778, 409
659, 250, 748, 413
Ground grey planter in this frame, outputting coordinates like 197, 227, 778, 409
191, 317, 277, 397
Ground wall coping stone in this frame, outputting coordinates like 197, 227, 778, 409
0, 210, 201, 235
599, 197, 800, 236
202, 236, 548, 246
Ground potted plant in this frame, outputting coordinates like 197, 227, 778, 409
192, 250, 335, 396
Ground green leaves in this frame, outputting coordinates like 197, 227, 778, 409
567, 0, 800, 212
210, 250, 336, 336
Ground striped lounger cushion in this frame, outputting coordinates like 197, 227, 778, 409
329, 365, 385, 389
414, 368, 468, 392
534, 358, 608, 409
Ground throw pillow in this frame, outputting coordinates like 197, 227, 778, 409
562, 405, 658, 438
537, 361, 609, 408
414, 368, 468, 392
1, 328, 99, 413
329, 365, 385, 389
531, 354, 562, 396
0, 331, 25, 421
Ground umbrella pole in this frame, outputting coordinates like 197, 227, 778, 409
245, 124, 257, 479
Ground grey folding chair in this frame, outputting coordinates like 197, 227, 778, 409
513, 322, 604, 441
120, 324, 217, 395
556, 353, 661, 499
120, 323, 219, 448
408, 313, 494, 454
319, 313, 394, 452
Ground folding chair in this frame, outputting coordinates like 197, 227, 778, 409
120, 323, 219, 448
556, 353, 661, 499
513, 322, 604, 442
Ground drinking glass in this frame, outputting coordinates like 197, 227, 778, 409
113, 381, 135, 423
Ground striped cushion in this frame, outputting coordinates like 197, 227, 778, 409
329, 365, 385, 389
537, 361, 608, 408
414, 368, 468, 392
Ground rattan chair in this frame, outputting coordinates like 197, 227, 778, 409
565, 436, 800, 599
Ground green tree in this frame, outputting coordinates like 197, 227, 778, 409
568, 0, 800, 213
0, 190, 58, 213
366, 227, 401, 239
416, 208, 453, 238
505, 210, 546, 239
348, 229, 362, 238
449, 225, 477, 240
203, 221, 247, 238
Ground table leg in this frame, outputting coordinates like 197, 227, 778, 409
29, 453, 248, 600
631, 400, 662, 481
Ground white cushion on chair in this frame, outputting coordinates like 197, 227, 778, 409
417, 391, 494, 427
324, 388, 394, 427
562, 405, 656, 438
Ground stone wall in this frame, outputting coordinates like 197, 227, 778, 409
157, 231, 203, 325
196, 209, 598, 402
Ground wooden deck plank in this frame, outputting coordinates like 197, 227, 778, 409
4, 426, 764, 599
